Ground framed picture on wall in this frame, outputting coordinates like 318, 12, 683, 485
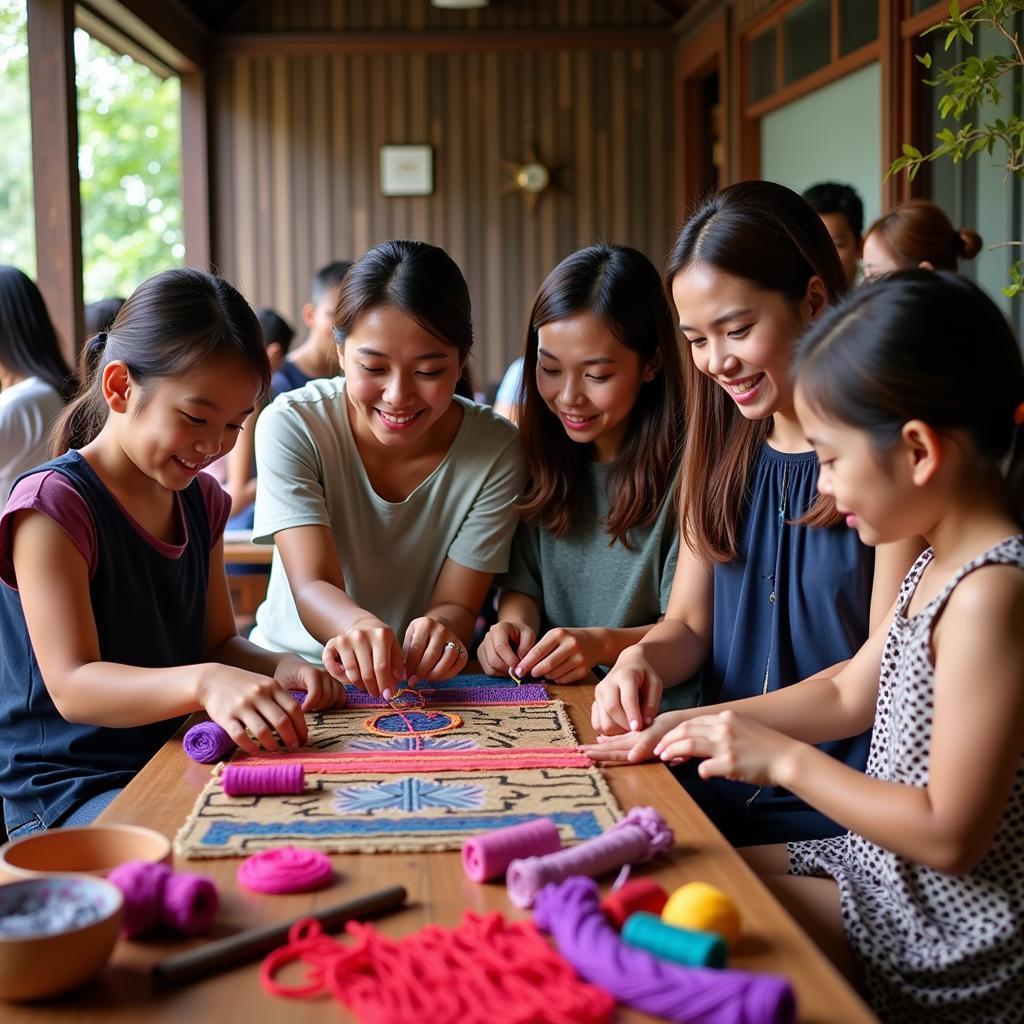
380, 145, 433, 196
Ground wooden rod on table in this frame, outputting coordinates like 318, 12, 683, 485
152, 884, 408, 989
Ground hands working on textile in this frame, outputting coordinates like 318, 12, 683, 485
321, 614, 468, 698
478, 621, 604, 683
590, 653, 665, 734
196, 656, 343, 756
583, 708, 798, 788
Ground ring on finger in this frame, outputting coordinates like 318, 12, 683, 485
442, 640, 465, 658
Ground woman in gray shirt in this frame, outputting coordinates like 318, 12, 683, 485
251, 241, 524, 698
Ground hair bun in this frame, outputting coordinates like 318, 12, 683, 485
956, 229, 983, 261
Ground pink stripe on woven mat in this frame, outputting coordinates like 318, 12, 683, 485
236, 748, 592, 773
344, 685, 550, 707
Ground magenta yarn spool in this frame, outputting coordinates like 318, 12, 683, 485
462, 818, 562, 882
237, 847, 334, 894
222, 763, 305, 797
108, 860, 218, 938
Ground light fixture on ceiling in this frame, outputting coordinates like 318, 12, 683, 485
431, 0, 488, 8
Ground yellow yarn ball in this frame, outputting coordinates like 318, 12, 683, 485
661, 882, 741, 948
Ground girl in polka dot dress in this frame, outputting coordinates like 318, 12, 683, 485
643, 271, 1024, 1023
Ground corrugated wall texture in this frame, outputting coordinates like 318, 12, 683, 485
209, 6, 676, 386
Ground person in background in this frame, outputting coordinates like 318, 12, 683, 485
861, 199, 982, 279
271, 260, 352, 396
478, 244, 683, 685
0, 268, 340, 836
492, 356, 524, 423
224, 308, 295, 525
83, 297, 125, 339
0, 267, 76, 503
802, 182, 864, 287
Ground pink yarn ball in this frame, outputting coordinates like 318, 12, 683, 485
237, 847, 334, 895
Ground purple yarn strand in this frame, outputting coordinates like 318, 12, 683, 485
534, 877, 796, 1024
506, 806, 673, 908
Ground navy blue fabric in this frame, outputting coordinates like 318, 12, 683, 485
695, 445, 874, 844
0, 451, 210, 831
270, 361, 311, 398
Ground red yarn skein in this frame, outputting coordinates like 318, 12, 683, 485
600, 878, 669, 929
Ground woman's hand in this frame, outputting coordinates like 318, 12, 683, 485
516, 627, 603, 684
580, 712, 686, 764
322, 616, 404, 698
197, 667, 309, 755
653, 710, 799, 787
591, 655, 664, 735
477, 620, 537, 677
403, 616, 469, 684
273, 655, 347, 712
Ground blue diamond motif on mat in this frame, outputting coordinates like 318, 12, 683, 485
333, 777, 485, 814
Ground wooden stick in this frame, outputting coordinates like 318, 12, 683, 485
151, 884, 408, 989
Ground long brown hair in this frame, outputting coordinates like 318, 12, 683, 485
518, 243, 685, 548
666, 181, 848, 564
864, 199, 981, 272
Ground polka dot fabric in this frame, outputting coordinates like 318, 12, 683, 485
788, 535, 1024, 1024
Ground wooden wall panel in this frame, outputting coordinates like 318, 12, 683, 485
219, 0, 673, 33
209, 38, 675, 388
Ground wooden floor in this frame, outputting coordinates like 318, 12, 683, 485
3, 683, 878, 1024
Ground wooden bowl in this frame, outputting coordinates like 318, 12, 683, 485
0, 875, 122, 1000
0, 824, 171, 882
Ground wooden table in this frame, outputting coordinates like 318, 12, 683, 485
5, 685, 877, 1023
223, 540, 274, 566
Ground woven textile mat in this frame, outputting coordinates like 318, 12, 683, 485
175, 693, 623, 857
299, 700, 577, 753
174, 764, 622, 858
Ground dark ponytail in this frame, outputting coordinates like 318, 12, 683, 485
53, 268, 269, 455
796, 270, 1024, 524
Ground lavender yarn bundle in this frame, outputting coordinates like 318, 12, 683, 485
534, 876, 796, 1024
108, 860, 219, 938
506, 806, 673, 908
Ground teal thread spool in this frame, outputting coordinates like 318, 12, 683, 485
621, 912, 729, 969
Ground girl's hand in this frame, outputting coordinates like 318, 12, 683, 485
580, 712, 684, 764
403, 616, 469, 685
477, 620, 537, 677
517, 627, 603, 684
274, 655, 347, 712
653, 710, 798, 787
591, 657, 664, 735
322, 617, 404, 698
198, 667, 308, 755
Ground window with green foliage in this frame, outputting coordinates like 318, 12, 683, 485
0, 1, 182, 302
75, 30, 182, 303
0, 0, 34, 278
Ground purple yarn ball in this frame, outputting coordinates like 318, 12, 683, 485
107, 860, 218, 939
183, 721, 235, 764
